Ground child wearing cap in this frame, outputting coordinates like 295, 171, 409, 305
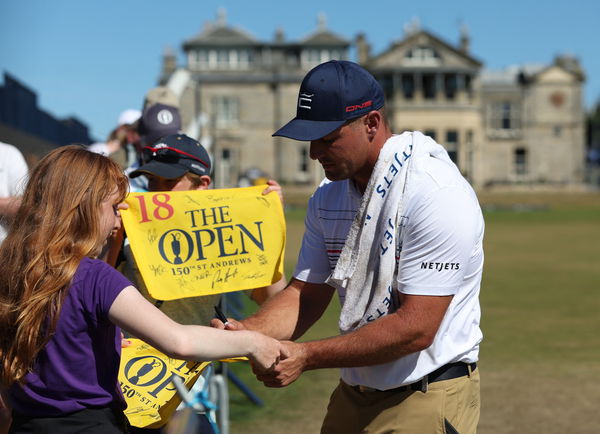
116, 133, 285, 328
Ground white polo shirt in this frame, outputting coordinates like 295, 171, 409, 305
294, 151, 484, 390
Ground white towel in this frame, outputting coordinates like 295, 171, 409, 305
327, 131, 452, 333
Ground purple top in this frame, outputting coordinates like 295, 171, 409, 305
9, 257, 132, 416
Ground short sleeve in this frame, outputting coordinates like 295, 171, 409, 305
293, 194, 333, 283
78, 259, 133, 321
397, 186, 482, 296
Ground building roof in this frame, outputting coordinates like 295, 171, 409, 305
300, 29, 349, 46
481, 57, 585, 86
183, 19, 259, 49
299, 13, 349, 47
369, 29, 482, 69
481, 64, 545, 85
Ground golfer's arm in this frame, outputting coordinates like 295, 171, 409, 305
300, 293, 452, 370
242, 278, 335, 341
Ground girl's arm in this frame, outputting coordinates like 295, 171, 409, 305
109, 286, 286, 371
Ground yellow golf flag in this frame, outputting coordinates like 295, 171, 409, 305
121, 185, 285, 300
119, 339, 245, 428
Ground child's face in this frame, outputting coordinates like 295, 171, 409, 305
99, 189, 124, 242
147, 174, 197, 192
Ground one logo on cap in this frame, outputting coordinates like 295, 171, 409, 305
346, 100, 372, 113
157, 109, 174, 125
298, 93, 314, 110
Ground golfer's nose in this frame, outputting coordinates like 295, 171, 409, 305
309, 140, 325, 161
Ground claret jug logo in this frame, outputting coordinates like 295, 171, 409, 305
123, 356, 171, 396
118, 339, 212, 426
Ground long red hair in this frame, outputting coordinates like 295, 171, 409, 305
0, 146, 128, 386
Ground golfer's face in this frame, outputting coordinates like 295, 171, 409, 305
309, 118, 369, 182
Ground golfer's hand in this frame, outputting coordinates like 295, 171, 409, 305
209, 317, 245, 331
247, 332, 290, 372
253, 341, 305, 387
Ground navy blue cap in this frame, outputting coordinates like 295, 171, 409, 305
273, 60, 384, 141
129, 134, 211, 179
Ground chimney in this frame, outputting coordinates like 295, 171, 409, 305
274, 27, 285, 43
356, 33, 371, 65
161, 46, 177, 81
459, 24, 470, 53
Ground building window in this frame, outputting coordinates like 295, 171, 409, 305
299, 146, 309, 173
214, 147, 234, 188
466, 130, 473, 144
489, 101, 521, 137
212, 96, 240, 128
424, 129, 437, 141
405, 46, 441, 65
554, 125, 562, 137
446, 130, 459, 163
379, 75, 394, 101
444, 73, 457, 100
422, 73, 436, 100
464, 74, 472, 91
401, 74, 414, 99
301, 49, 343, 69
501, 103, 512, 129
515, 148, 528, 175
194, 49, 252, 70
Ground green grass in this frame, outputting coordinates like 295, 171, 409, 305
227, 192, 600, 434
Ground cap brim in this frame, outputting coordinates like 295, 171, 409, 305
272, 118, 346, 141
129, 160, 188, 179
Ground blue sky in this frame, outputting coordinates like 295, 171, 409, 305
1, 0, 598, 141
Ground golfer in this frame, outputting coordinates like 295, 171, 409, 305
213, 60, 484, 434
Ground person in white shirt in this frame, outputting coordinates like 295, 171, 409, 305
0, 142, 28, 245
212, 60, 484, 434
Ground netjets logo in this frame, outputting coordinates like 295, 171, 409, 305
420, 262, 460, 272
156, 109, 174, 125
298, 93, 314, 110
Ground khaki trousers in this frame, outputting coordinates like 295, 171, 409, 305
321, 368, 480, 434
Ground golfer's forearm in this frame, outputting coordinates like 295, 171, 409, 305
301, 315, 429, 370
243, 279, 334, 341
242, 285, 302, 340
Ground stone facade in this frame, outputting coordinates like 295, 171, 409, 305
163, 13, 348, 188
162, 15, 586, 190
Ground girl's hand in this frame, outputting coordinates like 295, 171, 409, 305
121, 331, 132, 348
247, 332, 289, 372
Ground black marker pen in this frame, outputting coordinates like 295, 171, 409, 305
214, 305, 229, 326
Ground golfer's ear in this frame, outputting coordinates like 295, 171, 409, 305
365, 111, 381, 139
